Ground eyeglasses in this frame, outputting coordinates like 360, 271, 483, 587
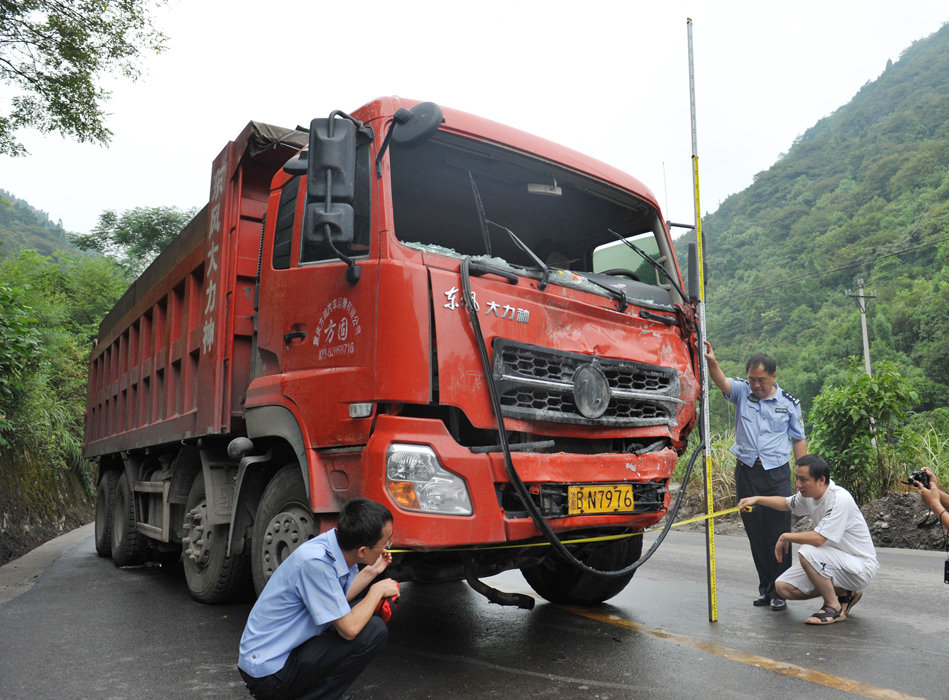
366, 539, 392, 551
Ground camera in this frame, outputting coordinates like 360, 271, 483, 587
905, 470, 931, 488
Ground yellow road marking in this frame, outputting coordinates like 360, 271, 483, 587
563, 607, 925, 700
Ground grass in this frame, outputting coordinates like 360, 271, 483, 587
673, 431, 738, 513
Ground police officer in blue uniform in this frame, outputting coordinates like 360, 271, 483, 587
705, 346, 807, 611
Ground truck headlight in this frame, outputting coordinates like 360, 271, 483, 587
385, 444, 472, 515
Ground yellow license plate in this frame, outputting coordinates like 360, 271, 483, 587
568, 484, 635, 515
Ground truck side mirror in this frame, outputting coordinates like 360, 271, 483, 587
391, 101, 444, 147
304, 202, 354, 244
375, 101, 444, 177
307, 117, 356, 202
304, 114, 359, 283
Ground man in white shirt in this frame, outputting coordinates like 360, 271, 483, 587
737, 454, 878, 625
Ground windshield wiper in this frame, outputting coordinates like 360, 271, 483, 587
485, 220, 550, 291
606, 228, 687, 300
574, 270, 629, 312
468, 172, 493, 256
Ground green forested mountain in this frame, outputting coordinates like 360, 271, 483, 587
0, 189, 79, 257
696, 22, 949, 427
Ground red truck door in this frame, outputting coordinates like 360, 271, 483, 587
254, 149, 377, 449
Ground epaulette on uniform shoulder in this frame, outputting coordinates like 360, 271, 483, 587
782, 389, 800, 405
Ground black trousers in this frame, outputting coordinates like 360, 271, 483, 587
735, 459, 792, 600
240, 617, 388, 700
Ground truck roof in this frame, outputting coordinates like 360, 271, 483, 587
358, 96, 662, 211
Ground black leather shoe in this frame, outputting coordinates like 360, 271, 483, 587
770, 598, 787, 611
753, 595, 771, 606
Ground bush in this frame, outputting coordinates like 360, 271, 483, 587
808, 359, 918, 503
0, 283, 40, 443
0, 249, 129, 486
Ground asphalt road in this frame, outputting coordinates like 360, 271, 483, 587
1, 524, 946, 699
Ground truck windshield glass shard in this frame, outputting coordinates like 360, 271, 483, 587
386, 444, 473, 515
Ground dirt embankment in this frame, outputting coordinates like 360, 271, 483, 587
0, 447, 94, 567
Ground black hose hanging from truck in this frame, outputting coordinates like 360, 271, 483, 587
459, 256, 702, 576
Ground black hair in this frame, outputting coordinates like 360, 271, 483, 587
746, 353, 777, 375
797, 454, 830, 484
336, 498, 393, 551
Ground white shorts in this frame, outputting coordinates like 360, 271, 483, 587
776, 544, 878, 594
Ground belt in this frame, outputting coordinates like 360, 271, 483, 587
738, 458, 789, 470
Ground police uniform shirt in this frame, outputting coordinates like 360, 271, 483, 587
726, 379, 805, 470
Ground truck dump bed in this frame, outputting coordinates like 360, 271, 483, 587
84, 122, 308, 458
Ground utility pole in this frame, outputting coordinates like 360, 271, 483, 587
845, 278, 877, 376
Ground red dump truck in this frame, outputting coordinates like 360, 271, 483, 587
85, 97, 701, 607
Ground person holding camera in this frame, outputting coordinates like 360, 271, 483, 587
912, 467, 949, 531
737, 454, 878, 625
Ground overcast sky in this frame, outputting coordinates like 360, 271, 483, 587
1, 1, 947, 236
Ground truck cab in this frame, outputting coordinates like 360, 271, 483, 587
244, 98, 699, 603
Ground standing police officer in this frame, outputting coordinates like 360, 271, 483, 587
704, 345, 807, 611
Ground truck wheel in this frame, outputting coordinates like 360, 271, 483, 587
520, 533, 643, 605
111, 472, 147, 567
251, 465, 317, 596
94, 471, 119, 557
182, 474, 250, 604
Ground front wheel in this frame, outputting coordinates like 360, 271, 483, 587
520, 533, 643, 605
182, 474, 250, 603
251, 465, 318, 596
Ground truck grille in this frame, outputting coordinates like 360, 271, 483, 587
492, 339, 681, 427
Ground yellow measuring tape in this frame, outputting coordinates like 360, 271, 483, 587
386, 505, 750, 554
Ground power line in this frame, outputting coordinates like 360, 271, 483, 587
711, 232, 949, 304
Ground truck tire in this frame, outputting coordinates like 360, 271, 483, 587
182, 474, 250, 604
94, 470, 119, 557
520, 533, 643, 605
111, 472, 147, 567
251, 465, 317, 596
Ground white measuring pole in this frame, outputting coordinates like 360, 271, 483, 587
687, 17, 718, 623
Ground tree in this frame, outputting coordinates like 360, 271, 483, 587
808, 359, 918, 503
71, 205, 196, 276
0, 248, 128, 465
0, 0, 166, 156
0, 282, 40, 440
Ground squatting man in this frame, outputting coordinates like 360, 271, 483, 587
238, 498, 400, 699
737, 454, 879, 625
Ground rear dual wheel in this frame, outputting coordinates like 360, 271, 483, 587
182, 475, 250, 603
111, 472, 147, 567
94, 471, 119, 557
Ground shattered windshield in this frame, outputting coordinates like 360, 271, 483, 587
389, 131, 679, 308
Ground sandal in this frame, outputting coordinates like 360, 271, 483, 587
805, 604, 846, 625
839, 590, 863, 616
